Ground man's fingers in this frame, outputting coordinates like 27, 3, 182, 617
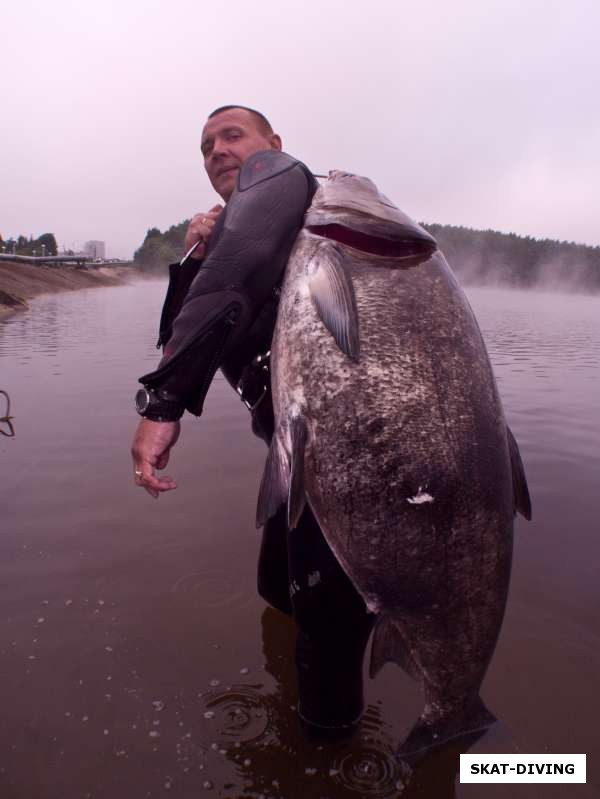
191, 207, 222, 234
142, 470, 177, 491
184, 210, 221, 257
143, 473, 177, 499
133, 464, 177, 498
131, 419, 180, 498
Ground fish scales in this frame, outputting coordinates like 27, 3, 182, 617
274, 242, 512, 604
263, 170, 529, 751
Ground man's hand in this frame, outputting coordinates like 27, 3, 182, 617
184, 204, 223, 260
131, 418, 181, 498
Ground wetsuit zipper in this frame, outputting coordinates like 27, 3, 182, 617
196, 308, 239, 409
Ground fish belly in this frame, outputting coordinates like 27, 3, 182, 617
272, 236, 513, 621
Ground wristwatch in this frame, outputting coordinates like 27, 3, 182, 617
135, 386, 184, 421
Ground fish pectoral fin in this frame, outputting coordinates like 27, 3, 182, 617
308, 244, 360, 362
256, 434, 290, 528
369, 615, 420, 681
507, 426, 532, 521
288, 415, 308, 530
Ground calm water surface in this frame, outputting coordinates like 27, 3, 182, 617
0, 281, 598, 798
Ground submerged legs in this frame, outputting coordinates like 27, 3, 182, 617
258, 505, 375, 733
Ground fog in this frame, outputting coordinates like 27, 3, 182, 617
2, 0, 599, 258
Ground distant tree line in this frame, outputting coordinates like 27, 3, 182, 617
1, 233, 58, 256
422, 224, 600, 292
133, 220, 600, 292
133, 221, 189, 271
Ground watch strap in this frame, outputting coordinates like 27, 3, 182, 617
136, 386, 184, 421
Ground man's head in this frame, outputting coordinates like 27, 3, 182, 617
201, 105, 282, 201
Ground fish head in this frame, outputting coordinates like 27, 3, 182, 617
306, 170, 437, 260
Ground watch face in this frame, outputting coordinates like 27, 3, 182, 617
135, 387, 150, 413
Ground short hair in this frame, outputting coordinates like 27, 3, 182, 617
208, 105, 274, 136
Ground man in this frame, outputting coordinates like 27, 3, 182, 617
131, 106, 374, 737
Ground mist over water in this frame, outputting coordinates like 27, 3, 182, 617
426, 224, 600, 296
460, 254, 600, 295
0, 281, 598, 797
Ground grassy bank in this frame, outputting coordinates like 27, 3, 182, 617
0, 261, 140, 316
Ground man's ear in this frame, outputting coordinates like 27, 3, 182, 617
269, 134, 282, 151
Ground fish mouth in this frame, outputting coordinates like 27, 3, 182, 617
307, 223, 437, 259
307, 173, 438, 258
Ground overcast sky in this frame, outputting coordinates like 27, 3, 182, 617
2, 0, 599, 258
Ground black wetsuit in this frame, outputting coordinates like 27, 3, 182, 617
141, 150, 374, 730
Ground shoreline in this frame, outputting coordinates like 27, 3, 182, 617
0, 261, 156, 318
3, 260, 597, 321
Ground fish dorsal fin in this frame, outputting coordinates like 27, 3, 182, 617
308, 243, 360, 362
288, 415, 308, 530
507, 426, 532, 521
256, 434, 290, 528
369, 616, 421, 681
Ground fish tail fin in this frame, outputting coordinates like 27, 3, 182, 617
466, 695, 497, 730
369, 615, 421, 680
288, 415, 308, 530
398, 695, 497, 758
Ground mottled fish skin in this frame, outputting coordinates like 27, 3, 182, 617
269, 172, 520, 743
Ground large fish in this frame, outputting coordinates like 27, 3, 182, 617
257, 171, 531, 752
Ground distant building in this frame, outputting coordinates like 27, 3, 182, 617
84, 240, 106, 259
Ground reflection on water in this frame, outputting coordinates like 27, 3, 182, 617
1, 282, 599, 797
212, 608, 402, 799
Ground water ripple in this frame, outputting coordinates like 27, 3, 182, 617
170, 569, 253, 611
199, 684, 272, 747
330, 741, 408, 797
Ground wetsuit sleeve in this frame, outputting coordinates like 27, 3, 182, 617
139, 150, 314, 417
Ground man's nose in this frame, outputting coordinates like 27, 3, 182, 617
211, 137, 229, 159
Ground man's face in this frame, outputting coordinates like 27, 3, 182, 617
201, 108, 282, 201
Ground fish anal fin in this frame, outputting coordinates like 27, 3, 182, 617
369, 615, 420, 681
256, 434, 290, 528
309, 243, 360, 362
507, 426, 532, 521
288, 416, 308, 530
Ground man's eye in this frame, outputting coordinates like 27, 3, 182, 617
228, 131, 241, 139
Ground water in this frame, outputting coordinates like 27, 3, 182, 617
0, 282, 598, 798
